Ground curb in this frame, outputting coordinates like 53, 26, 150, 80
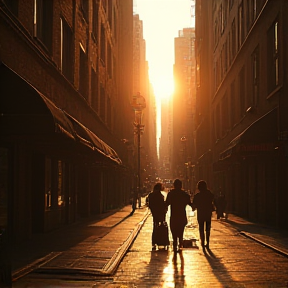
102, 210, 150, 275
239, 231, 288, 258
219, 218, 288, 258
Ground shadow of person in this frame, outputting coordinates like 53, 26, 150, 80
205, 247, 216, 258
140, 248, 169, 286
172, 251, 185, 288
203, 246, 237, 285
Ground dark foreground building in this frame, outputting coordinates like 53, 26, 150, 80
0, 0, 135, 242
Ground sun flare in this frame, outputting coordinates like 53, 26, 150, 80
152, 76, 174, 100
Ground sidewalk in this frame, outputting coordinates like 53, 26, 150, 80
221, 213, 288, 257
12, 203, 150, 282
184, 210, 288, 257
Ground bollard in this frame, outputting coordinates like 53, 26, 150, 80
0, 228, 12, 287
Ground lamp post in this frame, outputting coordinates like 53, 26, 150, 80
180, 136, 188, 190
131, 92, 146, 208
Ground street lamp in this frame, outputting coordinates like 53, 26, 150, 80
131, 92, 146, 207
180, 136, 188, 190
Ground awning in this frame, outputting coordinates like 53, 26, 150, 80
0, 62, 122, 165
218, 108, 279, 161
0, 63, 75, 138
64, 113, 122, 165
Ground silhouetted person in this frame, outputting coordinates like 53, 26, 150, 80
166, 179, 193, 252
215, 193, 227, 219
192, 180, 214, 249
147, 183, 167, 250
130, 188, 138, 215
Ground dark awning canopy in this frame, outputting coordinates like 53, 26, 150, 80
0, 63, 74, 138
64, 113, 122, 164
218, 108, 279, 161
0, 62, 122, 165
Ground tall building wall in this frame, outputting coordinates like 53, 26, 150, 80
159, 98, 173, 180
0, 0, 134, 242
172, 27, 196, 191
132, 14, 157, 191
195, 0, 288, 228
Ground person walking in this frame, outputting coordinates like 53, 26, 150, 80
215, 193, 227, 219
130, 188, 138, 216
166, 179, 193, 253
192, 180, 214, 249
147, 183, 167, 250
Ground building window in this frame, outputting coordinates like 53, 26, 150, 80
107, 96, 111, 128
239, 67, 245, 116
214, 19, 218, 48
267, 20, 279, 94
252, 0, 257, 21
108, 0, 112, 29
91, 68, 99, 112
100, 24, 106, 65
92, 0, 99, 43
229, 0, 234, 11
34, 0, 53, 52
57, 160, 64, 207
107, 44, 112, 78
216, 103, 221, 140
79, 43, 88, 99
102, 0, 107, 12
224, 40, 227, 74
60, 18, 73, 82
113, 7, 117, 42
252, 46, 259, 106
100, 84, 106, 120
246, 0, 256, 32
221, 93, 229, 135
80, 0, 89, 22
230, 81, 236, 126
231, 19, 236, 60
238, 1, 244, 48
45, 157, 52, 210
113, 55, 116, 84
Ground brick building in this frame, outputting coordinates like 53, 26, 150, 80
0, 0, 135, 242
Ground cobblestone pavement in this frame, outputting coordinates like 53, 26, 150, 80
11, 203, 288, 288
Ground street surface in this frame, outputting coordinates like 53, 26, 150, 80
95, 210, 288, 288
12, 204, 288, 288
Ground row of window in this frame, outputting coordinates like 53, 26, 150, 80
4, 0, 117, 128
213, 0, 266, 91
213, 19, 279, 142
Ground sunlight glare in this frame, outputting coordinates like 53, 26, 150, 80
152, 76, 174, 100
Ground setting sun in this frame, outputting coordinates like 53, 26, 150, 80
152, 76, 174, 100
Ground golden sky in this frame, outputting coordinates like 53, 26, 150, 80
134, 0, 194, 155
135, 0, 194, 100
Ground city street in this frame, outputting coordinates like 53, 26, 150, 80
12, 203, 288, 288
2, 1, 288, 288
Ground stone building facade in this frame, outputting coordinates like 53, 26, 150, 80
195, 0, 288, 228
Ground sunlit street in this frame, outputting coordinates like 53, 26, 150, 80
1, 0, 288, 287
